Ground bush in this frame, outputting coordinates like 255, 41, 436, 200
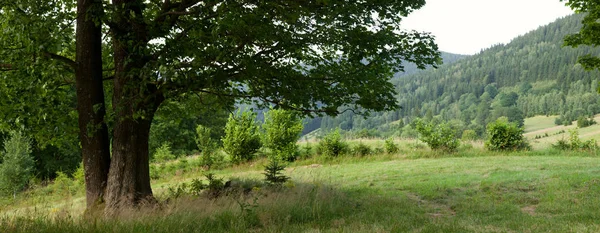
461, 130, 478, 141
316, 128, 348, 157
262, 109, 304, 162
553, 129, 598, 151
153, 143, 176, 162
485, 117, 530, 151
350, 143, 372, 156
299, 143, 313, 160
222, 111, 262, 164
414, 119, 460, 152
52, 171, 75, 195
0, 131, 35, 197
577, 116, 596, 128
384, 138, 399, 154
72, 163, 85, 188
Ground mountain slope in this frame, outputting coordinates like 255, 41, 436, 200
301, 51, 468, 134
315, 14, 600, 137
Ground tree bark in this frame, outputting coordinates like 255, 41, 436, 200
75, 0, 111, 214
105, 115, 156, 210
105, 19, 163, 210
104, 82, 163, 210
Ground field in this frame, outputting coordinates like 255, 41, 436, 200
524, 115, 600, 150
2, 117, 600, 232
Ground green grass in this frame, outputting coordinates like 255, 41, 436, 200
524, 115, 559, 133
2, 147, 600, 232
525, 114, 600, 150
3, 115, 600, 232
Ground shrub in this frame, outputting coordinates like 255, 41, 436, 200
414, 119, 460, 152
204, 173, 226, 198
299, 143, 313, 160
0, 131, 34, 197
485, 117, 530, 151
222, 111, 262, 164
316, 128, 348, 157
553, 129, 598, 151
350, 143, 372, 156
461, 130, 478, 141
72, 163, 85, 188
262, 109, 303, 162
52, 171, 74, 195
153, 143, 176, 162
577, 116, 596, 128
384, 138, 399, 154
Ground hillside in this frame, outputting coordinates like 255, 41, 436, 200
315, 14, 600, 137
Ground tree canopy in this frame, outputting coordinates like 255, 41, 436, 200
563, 0, 600, 72
0, 0, 439, 213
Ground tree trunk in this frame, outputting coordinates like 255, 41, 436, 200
104, 33, 163, 211
105, 115, 155, 210
75, 0, 111, 214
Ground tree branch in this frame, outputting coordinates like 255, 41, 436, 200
43, 52, 77, 71
0, 63, 16, 71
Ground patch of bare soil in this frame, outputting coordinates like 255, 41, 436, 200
521, 205, 537, 216
405, 192, 456, 218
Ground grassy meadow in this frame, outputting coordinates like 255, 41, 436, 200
2, 117, 600, 232
524, 115, 600, 150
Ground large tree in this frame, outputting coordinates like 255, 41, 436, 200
0, 0, 439, 213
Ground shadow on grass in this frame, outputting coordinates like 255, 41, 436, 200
0, 179, 471, 233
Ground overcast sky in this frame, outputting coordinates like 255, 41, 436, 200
402, 0, 575, 55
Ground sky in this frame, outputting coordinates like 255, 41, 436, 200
402, 0, 575, 55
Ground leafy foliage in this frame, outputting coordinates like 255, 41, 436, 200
152, 143, 176, 163
1, 0, 441, 209
316, 129, 348, 157
384, 138, 400, 154
0, 131, 34, 196
350, 143, 373, 156
461, 130, 478, 141
485, 118, 530, 151
150, 95, 231, 156
576, 116, 596, 128
414, 119, 460, 152
563, 0, 600, 73
262, 109, 303, 162
222, 111, 262, 164
195, 125, 222, 169
553, 129, 598, 151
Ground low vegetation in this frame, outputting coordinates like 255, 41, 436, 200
485, 117, 530, 151
2, 114, 600, 232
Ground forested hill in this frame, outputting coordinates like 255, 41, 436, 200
314, 14, 600, 137
301, 51, 467, 134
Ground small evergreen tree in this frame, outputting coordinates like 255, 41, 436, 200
263, 159, 289, 186
222, 111, 262, 164
0, 131, 34, 198
262, 109, 304, 162
196, 125, 221, 168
